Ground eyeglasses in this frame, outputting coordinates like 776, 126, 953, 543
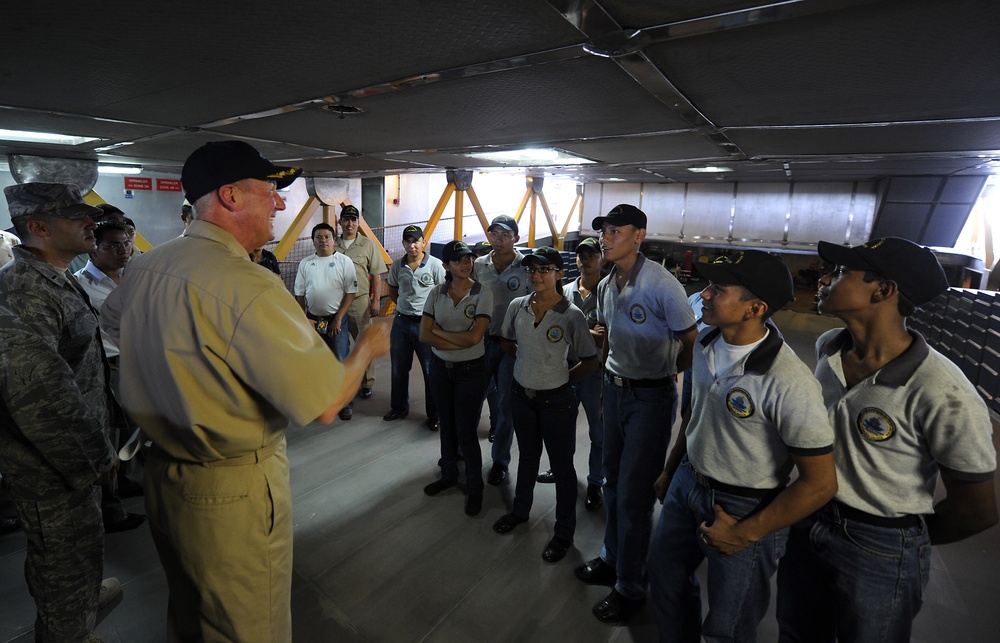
98, 241, 132, 252
524, 265, 558, 274
489, 230, 513, 240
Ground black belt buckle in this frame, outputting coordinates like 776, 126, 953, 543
524, 387, 537, 399
609, 374, 626, 387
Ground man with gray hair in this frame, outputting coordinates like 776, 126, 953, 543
0, 182, 122, 641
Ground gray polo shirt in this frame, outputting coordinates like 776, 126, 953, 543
501, 295, 598, 390
386, 253, 446, 316
564, 277, 599, 330
422, 282, 493, 362
687, 325, 834, 490
597, 254, 696, 380
474, 250, 529, 336
815, 328, 996, 518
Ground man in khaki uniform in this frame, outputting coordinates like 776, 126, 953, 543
104, 141, 389, 642
336, 204, 387, 399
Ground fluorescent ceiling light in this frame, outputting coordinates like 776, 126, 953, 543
687, 166, 733, 173
467, 148, 594, 166
98, 165, 142, 175
0, 128, 102, 146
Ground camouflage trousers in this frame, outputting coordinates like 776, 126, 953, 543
14, 486, 104, 642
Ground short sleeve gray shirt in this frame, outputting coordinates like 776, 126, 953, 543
501, 295, 598, 390
473, 250, 529, 336
687, 325, 834, 489
597, 254, 696, 380
387, 253, 446, 316
815, 328, 996, 518
422, 282, 493, 362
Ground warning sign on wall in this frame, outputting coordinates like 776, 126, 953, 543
124, 177, 152, 190
157, 179, 182, 192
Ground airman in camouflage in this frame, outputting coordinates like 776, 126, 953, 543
0, 182, 121, 642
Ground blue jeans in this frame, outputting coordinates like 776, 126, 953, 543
649, 459, 787, 643
776, 505, 931, 643
428, 356, 486, 492
574, 368, 604, 486
484, 337, 514, 469
600, 375, 678, 599
510, 381, 579, 541
319, 315, 351, 410
389, 314, 437, 420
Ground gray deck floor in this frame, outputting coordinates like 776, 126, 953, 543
2, 309, 998, 642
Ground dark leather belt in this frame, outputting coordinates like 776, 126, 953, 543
396, 313, 423, 322
437, 355, 485, 371
512, 381, 571, 401
606, 372, 675, 388
833, 501, 922, 529
692, 466, 780, 499
306, 312, 336, 322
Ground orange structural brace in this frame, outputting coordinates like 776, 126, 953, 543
274, 195, 321, 260
466, 186, 491, 234
423, 183, 457, 241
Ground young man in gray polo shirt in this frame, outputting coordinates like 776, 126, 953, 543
777, 237, 997, 643
649, 250, 837, 642
575, 204, 698, 624
384, 224, 446, 429
474, 215, 530, 485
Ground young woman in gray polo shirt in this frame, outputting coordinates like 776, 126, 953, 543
419, 240, 493, 517
493, 247, 598, 563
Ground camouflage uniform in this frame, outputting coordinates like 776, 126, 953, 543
0, 245, 118, 642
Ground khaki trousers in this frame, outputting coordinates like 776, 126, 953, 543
144, 438, 292, 643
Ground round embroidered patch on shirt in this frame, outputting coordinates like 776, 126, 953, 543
464, 304, 477, 319
506, 276, 521, 291
546, 326, 564, 343
419, 272, 433, 285
857, 407, 895, 441
726, 387, 755, 418
587, 308, 598, 322
629, 304, 647, 324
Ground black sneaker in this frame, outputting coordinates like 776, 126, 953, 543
487, 463, 508, 486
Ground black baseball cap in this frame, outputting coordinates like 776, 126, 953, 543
592, 204, 646, 230
694, 250, 794, 313
4, 183, 102, 220
488, 215, 518, 236
442, 240, 475, 263
402, 224, 423, 241
817, 237, 948, 306
181, 141, 301, 203
575, 237, 602, 254
340, 205, 360, 219
522, 246, 564, 269
471, 240, 492, 255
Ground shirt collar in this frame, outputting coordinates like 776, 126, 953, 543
12, 246, 75, 286
608, 253, 647, 287
182, 220, 253, 261
80, 260, 115, 284
700, 321, 784, 374
819, 327, 928, 387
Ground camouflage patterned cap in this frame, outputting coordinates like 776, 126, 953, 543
4, 182, 103, 220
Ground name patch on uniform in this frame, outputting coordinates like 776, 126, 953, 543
546, 326, 564, 343
507, 276, 521, 291
726, 387, 755, 418
464, 304, 477, 319
629, 304, 647, 324
419, 272, 433, 285
857, 407, 895, 441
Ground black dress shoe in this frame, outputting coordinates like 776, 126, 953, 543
536, 469, 556, 484
488, 427, 496, 443
585, 483, 603, 511
425, 419, 440, 431
0, 516, 21, 535
486, 463, 508, 486
465, 492, 483, 516
359, 387, 373, 400
338, 408, 353, 421
492, 512, 527, 534
105, 513, 146, 533
574, 557, 617, 586
542, 536, 572, 563
423, 479, 457, 496
382, 409, 408, 421
593, 589, 646, 624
